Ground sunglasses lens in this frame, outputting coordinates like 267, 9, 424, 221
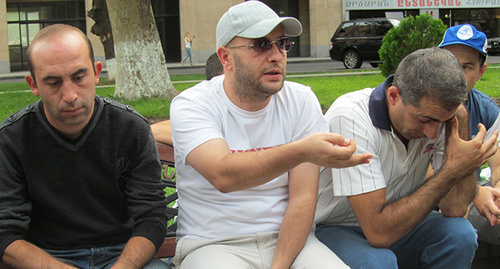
252, 40, 271, 53
250, 38, 294, 53
278, 38, 293, 52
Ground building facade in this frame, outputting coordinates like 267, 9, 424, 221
0, 0, 498, 74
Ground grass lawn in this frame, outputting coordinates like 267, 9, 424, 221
1, 66, 499, 122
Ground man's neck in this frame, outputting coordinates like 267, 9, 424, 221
223, 79, 272, 112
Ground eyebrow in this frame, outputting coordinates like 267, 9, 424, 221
420, 114, 456, 123
41, 68, 88, 82
461, 61, 475, 66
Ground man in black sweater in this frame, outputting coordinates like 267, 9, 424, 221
0, 24, 168, 269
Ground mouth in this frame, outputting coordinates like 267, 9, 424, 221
264, 68, 283, 79
63, 107, 83, 115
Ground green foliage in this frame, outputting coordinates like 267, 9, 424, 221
1, 68, 499, 121
288, 73, 386, 112
379, 14, 447, 77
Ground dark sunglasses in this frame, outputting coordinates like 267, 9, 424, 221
228, 37, 294, 53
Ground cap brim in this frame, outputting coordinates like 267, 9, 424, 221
237, 17, 302, 39
439, 41, 488, 56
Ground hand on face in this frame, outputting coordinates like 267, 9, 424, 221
443, 118, 499, 178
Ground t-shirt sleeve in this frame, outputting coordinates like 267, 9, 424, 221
170, 92, 224, 166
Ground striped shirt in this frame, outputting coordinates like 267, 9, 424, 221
315, 76, 445, 227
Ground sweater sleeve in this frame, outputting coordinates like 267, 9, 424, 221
122, 122, 168, 251
0, 121, 31, 259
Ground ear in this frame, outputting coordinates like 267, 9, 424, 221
217, 46, 232, 72
477, 63, 487, 81
25, 75, 39, 96
386, 85, 401, 106
94, 61, 103, 85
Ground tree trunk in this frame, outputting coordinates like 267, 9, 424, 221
88, 0, 115, 59
88, 0, 116, 81
106, 0, 177, 100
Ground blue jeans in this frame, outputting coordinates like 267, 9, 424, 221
316, 211, 477, 269
181, 48, 192, 64
43, 243, 170, 269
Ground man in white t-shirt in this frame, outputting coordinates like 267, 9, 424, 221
169, 1, 372, 268
315, 47, 499, 268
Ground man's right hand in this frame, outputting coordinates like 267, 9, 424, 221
3, 240, 76, 269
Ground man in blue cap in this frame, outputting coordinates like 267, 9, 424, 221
438, 24, 500, 245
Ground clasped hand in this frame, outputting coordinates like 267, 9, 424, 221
475, 185, 500, 226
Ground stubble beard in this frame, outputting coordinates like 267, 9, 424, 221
232, 52, 284, 104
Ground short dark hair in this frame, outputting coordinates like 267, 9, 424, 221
479, 53, 486, 67
393, 47, 467, 111
27, 24, 95, 83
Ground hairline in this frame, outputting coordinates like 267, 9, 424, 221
27, 24, 95, 84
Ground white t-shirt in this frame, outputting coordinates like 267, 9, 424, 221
171, 75, 328, 239
315, 79, 445, 227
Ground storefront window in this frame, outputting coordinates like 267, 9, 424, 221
7, 1, 86, 71
453, 8, 499, 37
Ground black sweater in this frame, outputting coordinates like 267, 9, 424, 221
0, 96, 167, 258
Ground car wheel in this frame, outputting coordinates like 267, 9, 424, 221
343, 50, 362, 69
369, 63, 379, 67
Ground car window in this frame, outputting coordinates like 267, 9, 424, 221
354, 21, 372, 37
337, 22, 355, 37
373, 20, 394, 36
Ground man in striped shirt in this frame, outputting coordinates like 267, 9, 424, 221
315, 47, 498, 268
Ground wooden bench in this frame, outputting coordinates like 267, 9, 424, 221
155, 142, 178, 258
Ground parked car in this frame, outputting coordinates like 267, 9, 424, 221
488, 37, 500, 55
329, 18, 400, 69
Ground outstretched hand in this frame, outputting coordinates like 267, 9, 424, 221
443, 118, 499, 177
298, 132, 372, 168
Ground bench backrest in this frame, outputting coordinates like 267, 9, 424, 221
155, 142, 177, 258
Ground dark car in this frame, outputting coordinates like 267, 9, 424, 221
329, 18, 400, 69
488, 37, 500, 56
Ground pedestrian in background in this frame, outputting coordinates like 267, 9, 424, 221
181, 32, 195, 66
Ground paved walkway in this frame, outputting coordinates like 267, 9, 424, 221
0, 57, 332, 82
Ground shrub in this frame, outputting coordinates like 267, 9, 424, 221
378, 14, 447, 77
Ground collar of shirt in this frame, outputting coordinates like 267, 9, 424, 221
369, 75, 394, 131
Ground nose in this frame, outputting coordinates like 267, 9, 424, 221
61, 81, 78, 104
423, 122, 440, 139
267, 41, 285, 62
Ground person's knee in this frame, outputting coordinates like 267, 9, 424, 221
354, 249, 398, 269
333, 248, 397, 269
142, 257, 171, 269
446, 218, 477, 250
179, 245, 248, 269
430, 217, 478, 261
315, 226, 397, 269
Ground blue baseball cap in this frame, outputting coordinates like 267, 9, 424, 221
439, 24, 488, 56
